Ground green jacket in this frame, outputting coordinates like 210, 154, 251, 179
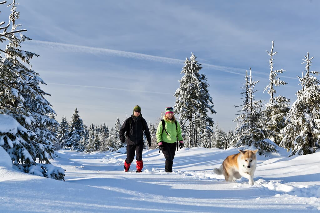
156, 118, 183, 143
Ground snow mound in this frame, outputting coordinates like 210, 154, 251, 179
0, 146, 12, 168
0, 114, 27, 135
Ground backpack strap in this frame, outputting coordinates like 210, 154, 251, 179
161, 119, 178, 135
161, 119, 169, 135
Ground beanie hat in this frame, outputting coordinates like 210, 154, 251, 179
133, 105, 141, 112
165, 107, 174, 114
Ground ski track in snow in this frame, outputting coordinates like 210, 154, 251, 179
1, 148, 320, 212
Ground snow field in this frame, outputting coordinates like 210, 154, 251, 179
1, 147, 320, 212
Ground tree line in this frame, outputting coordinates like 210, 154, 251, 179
57, 44, 320, 157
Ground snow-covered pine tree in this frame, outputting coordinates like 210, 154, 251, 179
106, 127, 116, 150
93, 125, 101, 151
280, 53, 320, 155
0, 1, 28, 147
0, 1, 64, 180
212, 125, 230, 149
67, 108, 85, 150
48, 113, 59, 150
113, 118, 122, 150
174, 53, 216, 147
148, 122, 157, 149
98, 123, 109, 151
200, 127, 213, 148
81, 124, 89, 151
85, 124, 96, 152
0, 0, 27, 122
56, 117, 69, 149
234, 69, 277, 155
224, 130, 234, 150
104, 118, 122, 151
263, 41, 290, 145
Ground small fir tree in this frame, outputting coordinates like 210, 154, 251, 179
174, 53, 216, 147
148, 122, 157, 149
56, 117, 69, 149
234, 69, 277, 155
98, 123, 109, 151
280, 53, 320, 155
67, 108, 85, 150
263, 41, 290, 145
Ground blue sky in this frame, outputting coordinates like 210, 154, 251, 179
2, 0, 320, 131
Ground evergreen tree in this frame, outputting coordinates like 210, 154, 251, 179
212, 126, 231, 149
113, 118, 122, 150
0, 1, 63, 180
234, 69, 277, 155
67, 108, 85, 150
174, 53, 216, 147
106, 127, 116, 150
280, 53, 320, 155
148, 122, 157, 149
105, 118, 122, 150
99, 123, 109, 151
224, 130, 234, 150
200, 127, 213, 148
5, 0, 57, 164
263, 41, 290, 145
56, 117, 69, 149
85, 124, 96, 152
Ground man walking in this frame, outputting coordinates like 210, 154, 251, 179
120, 105, 151, 172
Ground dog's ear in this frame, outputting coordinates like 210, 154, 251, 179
239, 150, 246, 154
252, 149, 258, 154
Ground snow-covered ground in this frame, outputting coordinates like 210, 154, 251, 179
1, 146, 320, 212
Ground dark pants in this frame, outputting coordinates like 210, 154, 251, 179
162, 142, 177, 172
125, 143, 143, 164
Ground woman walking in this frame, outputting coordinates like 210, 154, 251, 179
156, 107, 184, 172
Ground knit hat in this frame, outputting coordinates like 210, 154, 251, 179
133, 105, 141, 112
165, 107, 174, 114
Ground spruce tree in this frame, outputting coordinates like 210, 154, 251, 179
263, 41, 290, 145
0, 1, 63, 179
280, 53, 320, 155
234, 69, 276, 155
212, 126, 232, 149
56, 117, 69, 149
99, 124, 109, 151
105, 118, 122, 151
148, 122, 157, 148
85, 124, 96, 152
174, 53, 216, 147
67, 108, 85, 150
106, 127, 116, 150
113, 118, 122, 150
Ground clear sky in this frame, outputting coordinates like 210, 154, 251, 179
2, 0, 320, 131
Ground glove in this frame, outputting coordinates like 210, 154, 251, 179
148, 141, 151, 147
179, 141, 184, 149
158, 142, 164, 151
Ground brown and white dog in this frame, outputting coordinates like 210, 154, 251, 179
213, 150, 258, 185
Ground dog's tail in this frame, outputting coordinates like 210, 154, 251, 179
213, 165, 223, 175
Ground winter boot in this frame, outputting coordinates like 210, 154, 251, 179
165, 160, 173, 172
124, 161, 131, 172
136, 160, 143, 173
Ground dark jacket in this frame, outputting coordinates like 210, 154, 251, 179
119, 115, 151, 145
